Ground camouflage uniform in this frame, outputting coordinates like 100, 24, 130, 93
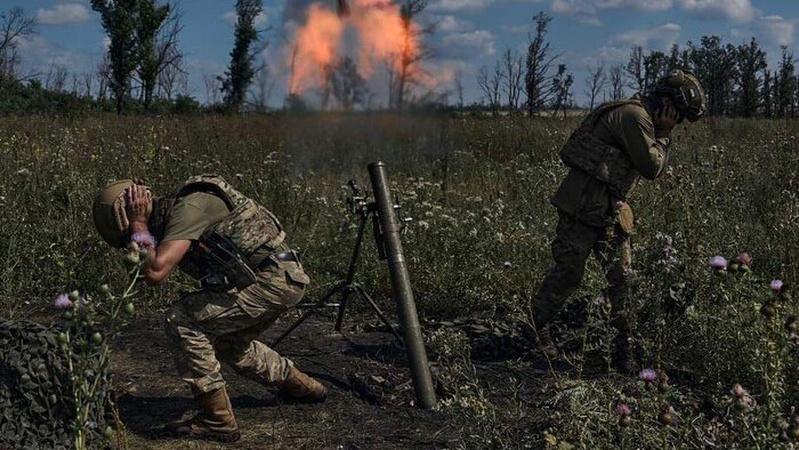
159, 176, 310, 394
532, 96, 670, 336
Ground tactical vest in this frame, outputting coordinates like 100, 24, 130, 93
174, 175, 286, 281
560, 99, 644, 200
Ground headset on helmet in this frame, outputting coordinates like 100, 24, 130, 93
652, 68, 706, 122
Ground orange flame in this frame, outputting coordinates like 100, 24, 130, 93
287, 0, 424, 95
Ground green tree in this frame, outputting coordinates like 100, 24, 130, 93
135, 0, 170, 111
776, 46, 796, 118
221, 0, 263, 112
91, 0, 139, 114
643, 50, 669, 92
762, 68, 773, 117
686, 35, 737, 116
734, 37, 767, 117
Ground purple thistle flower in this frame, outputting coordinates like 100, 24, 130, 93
639, 368, 658, 383
54, 294, 73, 309
131, 231, 156, 249
709, 256, 728, 270
771, 280, 784, 293
616, 403, 631, 416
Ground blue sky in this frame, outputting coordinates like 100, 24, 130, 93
5, 0, 799, 107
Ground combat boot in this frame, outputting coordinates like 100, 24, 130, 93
164, 386, 241, 443
611, 334, 638, 376
278, 367, 328, 403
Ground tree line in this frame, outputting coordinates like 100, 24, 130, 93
0, 0, 264, 115
477, 11, 799, 119
1, 4, 799, 117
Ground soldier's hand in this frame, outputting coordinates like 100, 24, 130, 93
653, 98, 680, 137
125, 184, 153, 226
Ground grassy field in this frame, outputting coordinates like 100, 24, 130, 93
1, 112, 799, 448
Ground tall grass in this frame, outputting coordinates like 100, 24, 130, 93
1, 112, 798, 447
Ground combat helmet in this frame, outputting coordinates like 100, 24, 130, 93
93, 179, 135, 248
651, 69, 706, 122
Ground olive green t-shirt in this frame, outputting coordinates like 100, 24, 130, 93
162, 192, 230, 242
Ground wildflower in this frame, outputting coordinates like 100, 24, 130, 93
709, 256, 727, 270
54, 294, 74, 309
735, 252, 752, 266
131, 231, 156, 249
616, 403, 631, 416
771, 279, 784, 293
658, 406, 676, 426
593, 294, 606, 306
638, 368, 657, 383
730, 383, 756, 411
503, 261, 512, 268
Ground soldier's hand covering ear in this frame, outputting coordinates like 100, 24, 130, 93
125, 184, 153, 227
653, 98, 680, 137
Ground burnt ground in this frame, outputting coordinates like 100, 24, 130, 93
109, 310, 549, 450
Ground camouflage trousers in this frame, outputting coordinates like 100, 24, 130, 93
165, 260, 309, 394
532, 207, 634, 333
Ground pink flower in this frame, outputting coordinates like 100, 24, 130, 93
731, 383, 748, 399
709, 256, 728, 270
771, 280, 784, 293
54, 294, 73, 309
735, 252, 752, 266
639, 368, 658, 383
616, 403, 631, 416
131, 231, 156, 249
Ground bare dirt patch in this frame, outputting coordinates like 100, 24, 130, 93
110, 310, 544, 449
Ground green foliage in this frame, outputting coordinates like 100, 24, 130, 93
0, 113, 797, 448
221, 0, 263, 112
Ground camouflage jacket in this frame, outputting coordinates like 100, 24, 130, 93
551, 96, 671, 227
174, 175, 286, 281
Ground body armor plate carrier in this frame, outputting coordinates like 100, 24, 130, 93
176, 175, 286, 289
560, 99, 644, 200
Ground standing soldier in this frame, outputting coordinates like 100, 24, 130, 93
92, 175, 327, 443
531, 69, 706, 373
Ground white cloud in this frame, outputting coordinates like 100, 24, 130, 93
679, 0, 756, 22
610, 23, 681, 48
597, 0, 672, 12
435, 15, 475, 33
755, 15, 796, 46
441, 30, 496, 58
553, 0, 672, 15
580, 16, 603, 26
221, 10, 268, 27
16, 34, 89, 74
430, 0, 494, 12
37, 3, 91, 26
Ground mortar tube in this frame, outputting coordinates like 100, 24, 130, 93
368, 161, 437, 409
